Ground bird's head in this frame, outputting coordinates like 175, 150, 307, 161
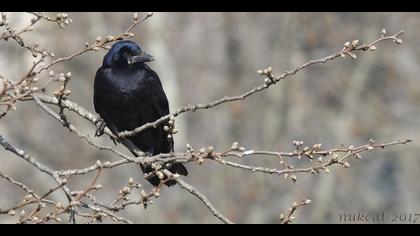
103, 40, 154, 68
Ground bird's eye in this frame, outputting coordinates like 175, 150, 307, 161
123, 52, 129, 57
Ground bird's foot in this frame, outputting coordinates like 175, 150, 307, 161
144, 151, 154, 157
95, 118, 107, 137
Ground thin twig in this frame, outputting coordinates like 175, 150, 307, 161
280, 199, 311, 224
163, 170, 234, 224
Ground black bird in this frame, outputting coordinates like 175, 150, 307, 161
94, 40, 188, 186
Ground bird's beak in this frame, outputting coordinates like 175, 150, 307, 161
129, 52, 154, 64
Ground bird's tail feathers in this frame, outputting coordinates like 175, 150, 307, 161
170, 163, 188, 176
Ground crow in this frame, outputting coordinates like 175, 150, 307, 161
93, 40, 188, 186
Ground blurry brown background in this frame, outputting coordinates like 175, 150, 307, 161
1, 12, 419, 223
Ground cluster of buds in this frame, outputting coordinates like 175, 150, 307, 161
41, 49, 55, 58
186, 143, 194, 153
312, 143, 322, 152
367, 138, 376, 151
119, 186, 131, 200
369, 138, 376, 145
342, 161, 351, 168
29, 42, 42, 57
151, 161, 163, 172
198, 146, 214, 156
279, 214, 293, 223
285, 199, 312, 214
139, 186, 161, 209
330, 153, 351, 168
380, 28, 403, 44
49, 71, 71, 82
95, 36, 102, 44
128, 177, 139, 188
92, 36, 104, 51
122, 32, 135, 39
17, 78, 39, 95
341, 39, 360, 59
292, 140, 304, 149
206, 146, 214, 155
132, 12, 154, 21
156, 171, 165, 182
116, 177, 142, 203
283, 173, 297, 183
330, 153, 339, 163
257, 66, 277, 86
195, 148, 205, 165
192, 145, 216, 164
56, 13, 72, 28
231, 141, 246, 152
298, 143, 323, 160
105, 35, 115, 43
197, 146, 215, 163
164, 115, 178, 140
280, 198, 311, 223
53, 72, 72, 99
18, 209, 26, 222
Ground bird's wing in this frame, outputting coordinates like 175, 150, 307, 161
94, 67, 145, 157
145, 73, 187, 176
150, 88, 188, 175
93, 67, 121, 137
93, 68, 105, 115
147, 73, 174, 153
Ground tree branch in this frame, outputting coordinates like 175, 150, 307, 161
117, 31, 404, 139
163, 170, 234, 224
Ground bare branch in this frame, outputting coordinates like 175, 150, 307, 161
280, 199, 311, 224
118, 31, 404, 139
163, 170, 234, 224
34, 12, 153, 74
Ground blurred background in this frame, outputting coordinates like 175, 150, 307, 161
1, 12, 420, 223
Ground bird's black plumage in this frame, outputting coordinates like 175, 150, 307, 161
94, 40, 187, 186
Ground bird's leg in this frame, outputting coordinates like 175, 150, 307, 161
143, 151, 158, 181
145, 150, 154, 157
94, 118, 107, 137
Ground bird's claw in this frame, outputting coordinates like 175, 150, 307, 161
95, 118, 107, 137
